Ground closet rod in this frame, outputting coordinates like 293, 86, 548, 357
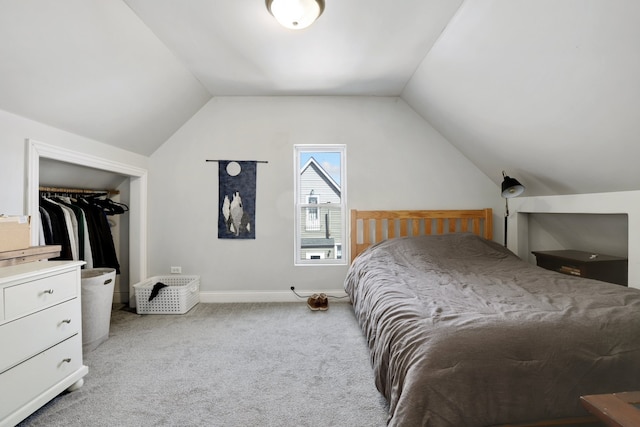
39, 186, 120, 196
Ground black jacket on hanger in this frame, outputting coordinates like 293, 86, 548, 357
39, 197, 73, 260
75, 198, 121, 274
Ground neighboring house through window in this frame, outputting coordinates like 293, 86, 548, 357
294, 145, 347, 265
306, 193, 320, 230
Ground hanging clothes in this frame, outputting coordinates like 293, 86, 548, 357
46, 197, 79, 260
56, 196, 93, 268
38, 191, 126, 274
39, 197, 73, 260
75, 197, 121, 273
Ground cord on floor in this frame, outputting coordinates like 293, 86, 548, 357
290, 286, 349, 300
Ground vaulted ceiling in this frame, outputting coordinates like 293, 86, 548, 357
1, 0, 638, 196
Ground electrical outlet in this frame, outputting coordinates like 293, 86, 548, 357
170, 266, 182, 274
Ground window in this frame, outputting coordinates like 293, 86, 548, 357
294, 145, 347, 265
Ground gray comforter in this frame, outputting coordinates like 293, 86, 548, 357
344, 233, 640, 426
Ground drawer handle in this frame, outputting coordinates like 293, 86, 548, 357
62, 358, 72, 363
43, 289, 55, 294
62, 319, 72, 324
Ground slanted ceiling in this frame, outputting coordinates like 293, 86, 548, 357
0, 0, 638, 196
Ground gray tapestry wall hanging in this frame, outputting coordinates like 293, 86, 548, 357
218, 160, 256, 239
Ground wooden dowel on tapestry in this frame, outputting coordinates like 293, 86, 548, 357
205, 160, 269, 163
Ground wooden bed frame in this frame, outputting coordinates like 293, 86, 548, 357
350, 208, 493, 262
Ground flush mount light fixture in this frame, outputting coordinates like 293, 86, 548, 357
266, 0, 325, 30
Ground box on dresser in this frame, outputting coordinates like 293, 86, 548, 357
0, 216, 31, 253
0, 260, 87, 427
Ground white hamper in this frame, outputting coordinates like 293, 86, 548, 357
134, 275, 200, 314
81, 268, 116, 353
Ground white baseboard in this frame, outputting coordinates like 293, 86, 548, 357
199, 290, 348, 303
112, 291, 128, 304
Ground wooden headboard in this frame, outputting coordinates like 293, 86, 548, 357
350, 208, 493, 262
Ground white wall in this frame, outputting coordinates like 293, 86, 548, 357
0, 108, 148, 216
0, 98, 503, 303
402, 0, 640, 197
511, 191, 640, 289
0, 108, 149, 302
148, 96, 502, 301
526, 213, 628, 261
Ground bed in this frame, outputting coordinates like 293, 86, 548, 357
345, 209, 640, 427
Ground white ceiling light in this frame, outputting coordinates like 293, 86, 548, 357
265, 0, 325, 30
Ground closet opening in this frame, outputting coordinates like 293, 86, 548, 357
26, 139, 148, 308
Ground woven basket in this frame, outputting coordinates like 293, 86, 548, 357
134, 275, 200, 314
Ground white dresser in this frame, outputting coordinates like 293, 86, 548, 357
0, 261, 88, 427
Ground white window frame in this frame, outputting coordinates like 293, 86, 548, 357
294, 144, 347, 266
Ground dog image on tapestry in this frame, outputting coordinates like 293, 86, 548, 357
222, 192, 250, 236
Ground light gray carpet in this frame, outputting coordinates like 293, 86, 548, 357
18, 302, 388, 426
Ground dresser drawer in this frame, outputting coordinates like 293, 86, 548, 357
3, 270, 77, 321
0, 334, 82, 421
0, 299, 81, 374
